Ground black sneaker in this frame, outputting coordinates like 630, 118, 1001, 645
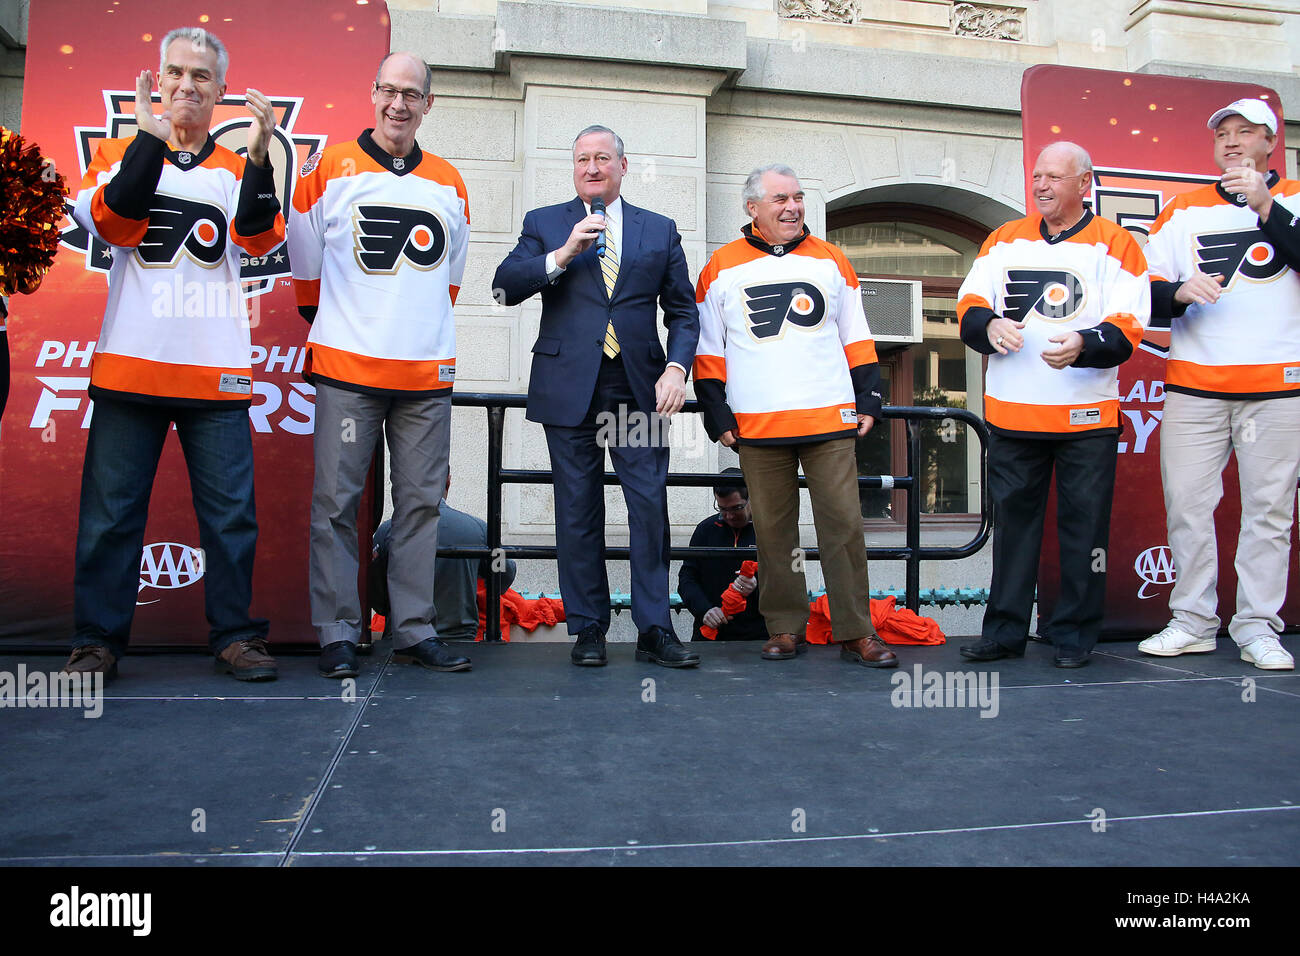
319, 641, 359, 679
393, 638, 472, 672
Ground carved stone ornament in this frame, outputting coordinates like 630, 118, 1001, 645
778, 0, 860, 25
953, 2, 1025, 41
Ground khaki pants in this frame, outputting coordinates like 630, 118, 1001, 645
1160, 391, 1300, 645
738, 436, 874, 640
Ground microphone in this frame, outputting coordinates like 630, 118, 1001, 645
590, 196, 607, 258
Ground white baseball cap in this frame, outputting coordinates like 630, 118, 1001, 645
1207, 98, 1278, 134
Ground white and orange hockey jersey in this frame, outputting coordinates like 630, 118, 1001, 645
1144, 174, 1300, 400
958, 210, 1150, 437
694, 225, 882, 445
71, 133, 284, 405
287, 130, 470, 396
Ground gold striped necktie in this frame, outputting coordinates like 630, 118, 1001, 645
601, 219, 620, 358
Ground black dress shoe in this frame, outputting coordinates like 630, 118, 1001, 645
571, 624, 607, 667
636, 625, 700, 668
393, 638, 472, 672
319, 641, 359, 679
959, 637, 1023, 661
1054, 651, 1091, 668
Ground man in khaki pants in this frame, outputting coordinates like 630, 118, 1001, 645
693, 164, 894, 667
1140, 98, 1300, 671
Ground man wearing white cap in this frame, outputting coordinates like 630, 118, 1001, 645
1140, 98, 1300, 670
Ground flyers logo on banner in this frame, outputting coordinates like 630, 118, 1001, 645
742, 281, 828, 340
59, 89, 326, 292
1090, 166, 1217, 355
1002, 269, 1086, 323
136, 193, 229, 268
1194, 229, 1287, 287
351, 204, 449, 274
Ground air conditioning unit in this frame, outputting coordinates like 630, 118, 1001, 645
860, 277, 922, 345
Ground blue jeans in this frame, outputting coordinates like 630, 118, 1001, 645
72, 394, 268, 658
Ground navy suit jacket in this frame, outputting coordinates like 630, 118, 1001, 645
492, 196, 699, 426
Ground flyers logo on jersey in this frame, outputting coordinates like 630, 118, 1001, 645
1195, 229, 1287, 287
1002, 269, 1086, 323
352, 204, 448, 274
137, 194, 229, 269
743, 281, 828, 340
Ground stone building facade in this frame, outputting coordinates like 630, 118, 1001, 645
7, 0, 1300, 624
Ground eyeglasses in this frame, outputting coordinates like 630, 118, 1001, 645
375, 85, 425, 106
717, 502, 748, 515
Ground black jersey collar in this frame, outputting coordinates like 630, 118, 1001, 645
166, 135, 215, 170
742, 222, 810, 256
1216, 169, 1280, 206
1040, 208, 1093, 244
359, 128, 422, 176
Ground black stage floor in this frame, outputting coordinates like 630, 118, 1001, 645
1, 638, 1297, 867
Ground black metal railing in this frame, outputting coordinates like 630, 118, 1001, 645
436, 394, 992, 642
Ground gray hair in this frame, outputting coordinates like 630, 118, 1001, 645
159, 27, 229, 85
374, 52, 432, 97
742, 164, 800, 215
1039, 141, 1093, 177
572, 125, 625, 159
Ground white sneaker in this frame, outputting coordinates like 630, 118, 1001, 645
1239, 636, 1295, 671
1138, 625, 1216, 657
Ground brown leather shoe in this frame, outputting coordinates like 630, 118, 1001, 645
63, 645, 118, 681
840, 635, 898, 668
761, 632, 807, 660
214, 638, 278, 681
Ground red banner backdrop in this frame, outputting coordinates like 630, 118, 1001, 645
1022, 65, 1300, 637
0, 0, 391, 645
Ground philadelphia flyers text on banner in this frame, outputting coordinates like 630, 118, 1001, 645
742, 281, 829, 340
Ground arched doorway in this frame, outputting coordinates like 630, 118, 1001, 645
828, 202, 998, 527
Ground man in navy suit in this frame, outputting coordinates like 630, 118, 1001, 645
493, 125, 700, 667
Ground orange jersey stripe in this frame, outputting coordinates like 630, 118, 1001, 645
844, 339, 878, 367
735, 403, 857, 440
957, 293, 992, 317
1106, 312, 1144, 349
294, 277, 321, 308
231, 215, 285, 258
984, 395, 1119, 433
91, 352, 252, 403
694, 354, 726, 382
1166, 359, 1300, 395
293, 141, 368, 213
696, 240, 769, 301
306, 342, 454, 392
91, 188, 148, 246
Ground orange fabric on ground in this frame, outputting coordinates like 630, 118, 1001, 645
474, 581, 567, 641
805, 594, 945, 645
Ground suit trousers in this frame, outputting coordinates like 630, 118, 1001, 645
738, 436, 874, 639
983, 430, 1118, 655
310, 381, 450, 650
1160, 391, 1300, 645
543, 356, 672, 636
